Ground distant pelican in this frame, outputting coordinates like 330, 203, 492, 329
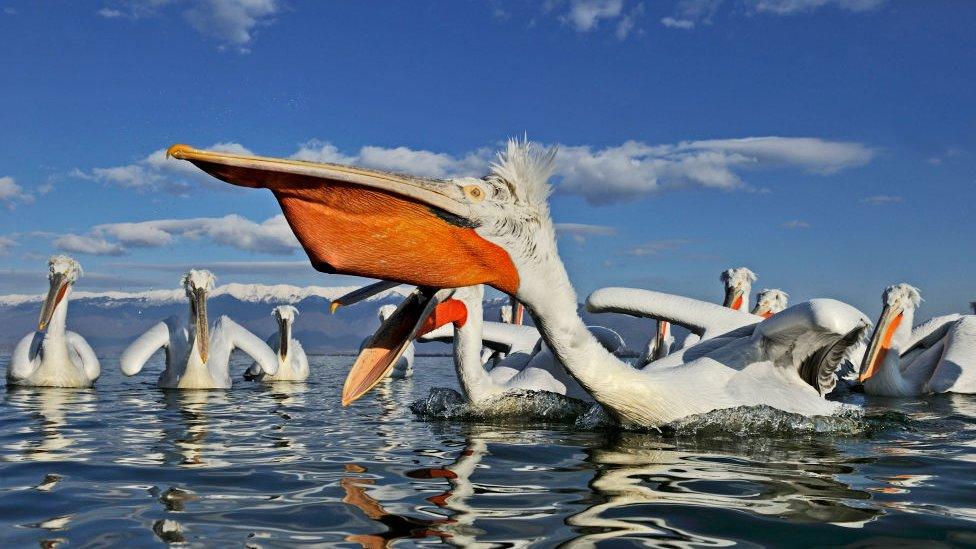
119, 270, 278, 389
244, 305, 309, 382
859, 284, 976, 396
680, 266, 758, 349
721, 267, 758, 312
752, 289, 789, 318
9, 256, 99, 388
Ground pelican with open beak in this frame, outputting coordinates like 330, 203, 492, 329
170, 139, 871, 427
119, 269, 279, 389
9, 255, 100, 388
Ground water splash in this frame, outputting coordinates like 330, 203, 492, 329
575, 403, 910, 436
410, 387, 590, 422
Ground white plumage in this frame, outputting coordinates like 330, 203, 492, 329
8, 256, 100, 388
860, 284, 976, 396
119, 270, 278, 389
245, 305, 309, 382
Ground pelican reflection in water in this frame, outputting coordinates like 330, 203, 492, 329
565, 433, 882, 546
3, 387, 96, 462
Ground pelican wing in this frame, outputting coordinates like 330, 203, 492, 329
754, 299, 870, 391
8, 332, 42, 382
66, 331, 100, 382
214, 316, 280, 376
419, 321, 541, 355
120, 321, 170, 376
905, 314, 963, 354
586, 288, 760, 339
927, 316, 976, 393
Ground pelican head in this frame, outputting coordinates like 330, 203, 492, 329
169, 138, 568, 404
858, 283, 922, 383
752, 289, 789, 318
272, 305, 299, 359
720, 267, 757, 311
181, 269, 216, 363
38, 255, 83, 331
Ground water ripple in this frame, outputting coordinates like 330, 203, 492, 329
0, 354, 975, 546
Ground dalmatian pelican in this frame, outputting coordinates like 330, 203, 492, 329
244, 305, 309, 382
752, 289, 789, 318
168, 139, 870, 428
119, 270, 279, 389
8, 256, 100, 388
721, 267, 757, 312
858, 283, 976, 396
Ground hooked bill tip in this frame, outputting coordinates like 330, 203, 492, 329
330, 302, 342, 315
166, 144, 194, 160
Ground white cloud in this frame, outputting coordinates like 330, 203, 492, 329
926, 147, 963, 166
92, 214, 300, 255
291, 140, 490, 179
113, 260, 315, 275
0, 176, 34, 209
661, 0, 884, 29
555, 136, 874, 204
860, 194, 903, 206
564, 0, 623, 32
555, 223, 617, 243
80, 135, 874, 205
183, 0, 278, 52
98, 0, 279, 52
0, 236, 16, 255
55, 235, 127, 256
626, 239, 690, 257
615, 2, 644, 39
781, 219, 811, 229
75, 142, 253, 195
660, 16, 696, 29
749, 0, 885, 15
553, 0, 645, 39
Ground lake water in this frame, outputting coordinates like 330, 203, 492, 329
1, 354, 975, 547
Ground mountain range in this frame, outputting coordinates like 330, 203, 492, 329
0, 283, 652, 355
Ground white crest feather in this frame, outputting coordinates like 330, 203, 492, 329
273, 305, 299, 321
488, 136, 557, 207
883, 283, 922, 309
721, 267, 757, 288
181, 269, 216, 292
48, 255, 82, 283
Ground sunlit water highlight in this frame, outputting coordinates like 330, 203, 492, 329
1, 354, 975, 546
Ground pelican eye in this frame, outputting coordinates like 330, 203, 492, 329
463, 184, 486, 203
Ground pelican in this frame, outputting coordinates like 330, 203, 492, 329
676, 267, 758, 350
752, 288, 789, 318
244, 306, 309, 382
8, 256, 99, 388
169, 139, 870, 428
721, 267, 757, 312
858, 284, 976, 396
119, 270, 279, 389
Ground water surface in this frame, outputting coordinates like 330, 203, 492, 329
1, 354, 975, 547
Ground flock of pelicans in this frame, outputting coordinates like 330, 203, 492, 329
6, 138, 976, 430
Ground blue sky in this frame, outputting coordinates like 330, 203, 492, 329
0, 0, 973, 318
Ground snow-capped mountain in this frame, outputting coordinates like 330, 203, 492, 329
0, 283, 648, 355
